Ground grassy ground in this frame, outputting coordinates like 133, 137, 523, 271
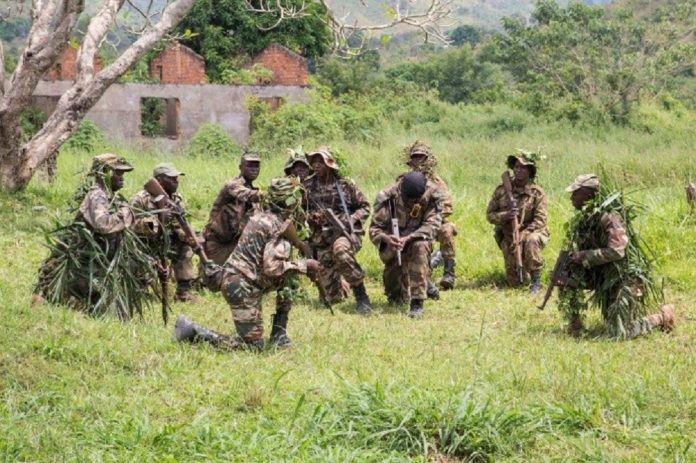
1, 118, 695, 461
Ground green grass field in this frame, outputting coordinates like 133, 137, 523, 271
1, 117, 695, 461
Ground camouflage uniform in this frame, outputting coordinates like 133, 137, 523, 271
203, 174, 263, 265
305, 148, 371, 309
175, 177, 312, 350
486, 153, 549, 286
80, 184, 134, 234
370, 176, 442, 308
563, 174, 675, 338
130, 164, 195, 299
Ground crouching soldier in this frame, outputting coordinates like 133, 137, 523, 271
131, 163, 198, 302
370, 172, 442, 317
175, 177, 320, 350
557, 174, 675, 338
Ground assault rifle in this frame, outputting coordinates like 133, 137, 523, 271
388, 198, 402, 266
308, 196, 359, 250
501, 171, 524, 284
537, 250, 571, 311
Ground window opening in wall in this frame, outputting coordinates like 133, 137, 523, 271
55, 63, 62, 80
156, 65, 163, 81
140, 97, 180, 139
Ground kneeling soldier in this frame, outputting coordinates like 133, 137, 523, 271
175, 177, 320, 350
370, 172, 442, 317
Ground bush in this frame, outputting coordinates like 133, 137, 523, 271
186, 123, 240, 158
221, 64, 274, 85
20, 106, 48, 142
63, 120, 107, 152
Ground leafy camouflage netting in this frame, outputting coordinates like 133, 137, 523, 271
559, 172, 663, 337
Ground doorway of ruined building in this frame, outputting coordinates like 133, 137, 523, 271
140, 97, 180, 139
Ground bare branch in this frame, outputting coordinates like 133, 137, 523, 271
0, 0, 28, 21
76, 0, 125, 80
0, 41, 5, 97
244, 0, 309, 31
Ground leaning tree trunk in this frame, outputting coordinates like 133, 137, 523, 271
0, 0, 196, 192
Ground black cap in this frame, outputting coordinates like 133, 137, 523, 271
400, 172, 427, 200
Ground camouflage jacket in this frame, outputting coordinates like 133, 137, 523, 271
204, 176, 261, 243
212, 211, 307, 290
576, 212, 628, 268
486, 182, 548, 237
305, 175, 370, 246
78, 185, 133, 235
130, 189, 186, 241
370, 181, 442, 246
398, 172, 453, 218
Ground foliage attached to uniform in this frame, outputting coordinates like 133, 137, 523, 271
401, 140, 437, 175
35, 169, 158, 319
558, 172, 662, 337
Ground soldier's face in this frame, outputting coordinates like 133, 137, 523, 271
409, 153, 427, 169
513, 161, 531, 183
158, 174, 178, 195
571, 187, 596, 209
241, 161, 260, 181
290, 163, 310, 181
111, 170, 125, 191
311, 157, 330, 178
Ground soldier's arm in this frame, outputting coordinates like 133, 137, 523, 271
347, 181, 371, 226
432, 177, 454, 217
262, 238, 308, 279
227, 180, 262, 204
129, 192, 159, 236
368, 200, 391, 245
407, 200, 442, 242
579, 213, 628, 267
81, 190, 132, 235
486, 187, 507, 225
523, 188, 548, 233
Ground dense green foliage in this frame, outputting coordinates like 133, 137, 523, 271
176, 0, 331, 82
186, 123, 240, 158
19, 106, 48, 142
62, 120, 107, 152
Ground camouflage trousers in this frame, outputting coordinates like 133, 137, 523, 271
220, 269, 291, 343
437, 219, 457, 260
315, 236, 365, 304
379, 239, 431, 302
169, 240, 195, 282
203, 235, 240, 265
500, 231, 548, 286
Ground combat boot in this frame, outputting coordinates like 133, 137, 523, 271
529, 272, 541, 295
174, 280, 197, 303
174, 315, 246, 350
352, 283, 373, 315
645, 304, 676, 333
426, 279, 440, 300
408, 299, 424, 318
439, 259, 456, 290
269, 311, 292, 348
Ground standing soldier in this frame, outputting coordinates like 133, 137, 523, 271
556, 174, 675, 338
370, 172, 442, 317
202, 152, 264, 265
35, 154, 156, 318
131, 163, 197, 302
175, 177, 320, 350
305, 147, 373, 314
404, 141, 457, 291
486, 150, 548, 294
284, 148, 312, 181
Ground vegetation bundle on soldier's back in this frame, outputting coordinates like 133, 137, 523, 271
559, 172, 663, 337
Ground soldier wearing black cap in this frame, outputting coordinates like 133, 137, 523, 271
370, 172, 442, 317
202, 152, 264, 265
131, 162, 198, 302
486, 149, 549, 293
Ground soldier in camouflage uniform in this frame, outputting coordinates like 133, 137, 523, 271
202, 152, 264, 265
403, 141, 457, 291
486, 150, 549, 293
560, 174, 676, 338
305, 147, 373, 314
370, 172, 442, 317
284, 149, 312, 181
131, 163, 198, 302
175, 177, 320, 350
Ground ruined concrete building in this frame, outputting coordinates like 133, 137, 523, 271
33, 42, 309, 149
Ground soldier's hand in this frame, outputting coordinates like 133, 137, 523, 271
503, 208, 518, 222
383, 235, 400, 249
306, 259, 320, 280
157, 264, 170, 280
184, 234, 199, 248
569, 251, 585, 265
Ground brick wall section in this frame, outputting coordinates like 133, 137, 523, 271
43, 45, 102, 81
149, 42, 206, 84
249, 43, 308, 86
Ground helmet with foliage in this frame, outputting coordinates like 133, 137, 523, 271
506, 148, 544, 179
402, 140, 437, 175
283, 147, 310, 175
268, 176, 304, 211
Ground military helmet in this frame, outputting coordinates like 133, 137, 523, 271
91, 153, 133, 172
283, 148, 310, 175
403, 140, 437, 173
268, 176, 303, 210
507, 148, 540, 179
241, 151, 261, 163
306, 146, 338, 171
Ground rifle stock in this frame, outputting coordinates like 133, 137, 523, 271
538, 250, 570, 311
502, 172, 524, 284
